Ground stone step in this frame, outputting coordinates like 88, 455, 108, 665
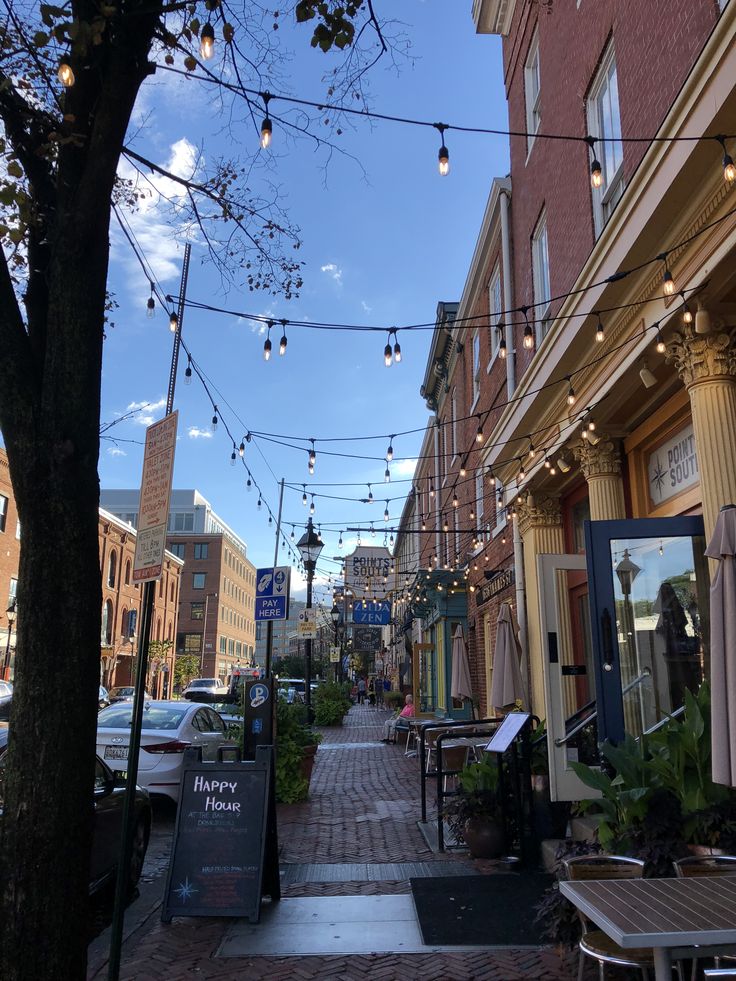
570, 815, 598, 842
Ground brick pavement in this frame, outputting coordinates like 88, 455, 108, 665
93, 703, 580, 980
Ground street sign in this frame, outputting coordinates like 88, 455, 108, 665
352, 600, 391, 626
344, 545, 394, 602
255, 566, 290, 622
296, 608, 317, 639
329, 646, 340, 663
133, 412, 178, 583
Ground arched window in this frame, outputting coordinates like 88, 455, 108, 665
124, 559, 131, 585
156, 617, 162, 641
121, 608, 128, 635
107, 551, 117, 588
101, 599, 113, 646
170, 582, 175, 602
166, 620, 172, 641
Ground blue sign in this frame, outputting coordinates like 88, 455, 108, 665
352, 600, 391, 626
249, 683, 269, 708
255, 566, 290, 622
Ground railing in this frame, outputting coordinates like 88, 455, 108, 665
418, 717, 499, 824
553, 667, 652, 747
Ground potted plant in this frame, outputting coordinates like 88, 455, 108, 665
274, 698, 322, 803
444, 755, 505, 859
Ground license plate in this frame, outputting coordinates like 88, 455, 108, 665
104, 746, 129, 760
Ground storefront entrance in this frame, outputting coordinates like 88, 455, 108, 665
539, 516, 710, 801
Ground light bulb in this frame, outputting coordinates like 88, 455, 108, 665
523, 325, 535, 349
656, 331, 666, 354
590, 159, 603, 189
499, 337, 507, 359
338, 534, 343, 547
429, 484, 435, 498
393, 339, 402, 362
488, 470, 496, 487
260, 117, 272, 149
724, 153, 736, 183
663, 268, 675, 296
239, 441, 245, 458
544, 457, 551, 469
682, 302, 693, 324
476, 423, 483, 444
588, 418, 596, 431
58, 60, 75, 87
247, 478, 252, 492
199, 23, 215, 60
302, 488, 307, 506
230, 450, 236, 466
384, 506, 389, 521
368, 486, 374, 503
146, 296, 155, 319
386, 442, 393, 462
211, 413, 218, 432
263, 337, 272, 361
595, 316, 605, 342
460, 465, 466, 477
184, 363, 192, 385
279, 332, 287, 355
384, 342, 392, 367
308, 461, 314, 475
310, 498, 315, 515
169, 311, 178, 333
384, 467, 391, 483
452, 492, 459, 508
438, 145, 449, 176
257, 497, 262, 509
566, 383, 576, 405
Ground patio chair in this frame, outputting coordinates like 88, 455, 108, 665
674, 855, 736, 980
424, 727, 450, 773
563, 854, 654, 981
437, 743, 470, 793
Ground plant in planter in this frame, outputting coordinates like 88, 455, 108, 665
275, 698, 322, 804
313, 681, 352, 726
444, 755, 505, 859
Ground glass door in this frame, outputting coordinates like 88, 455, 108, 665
538, 555, 600, 801
585, 517, 709, 745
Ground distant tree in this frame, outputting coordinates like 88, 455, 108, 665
275, 653, 306, 678
174, 652, 200, 691
0, 3, 395, 977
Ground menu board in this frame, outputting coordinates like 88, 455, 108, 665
161, 747, 276, 923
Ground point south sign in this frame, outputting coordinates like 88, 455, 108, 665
345, 546, 394, 602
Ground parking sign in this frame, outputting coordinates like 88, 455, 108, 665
255, 566, 290, 621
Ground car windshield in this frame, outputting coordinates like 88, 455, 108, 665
98, 704, 189, 730
189, 679, 218, 688
110, 687, 135, 697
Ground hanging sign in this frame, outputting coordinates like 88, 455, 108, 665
344, 546, 394, 602
133, 412, 178, 583
648, 423, 699, 507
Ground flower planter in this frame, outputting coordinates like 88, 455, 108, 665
299, 744, 318, 785
463, 817, 505, 859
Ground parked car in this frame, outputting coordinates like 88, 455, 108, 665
182, 678, 228, 700
0, 681, 12, 698
96, 700, 234, 802
0, 722, 151, 893
108, 686, 152, 704
99, 685, 110, 709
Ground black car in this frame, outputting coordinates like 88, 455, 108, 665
0, 723, 152, 893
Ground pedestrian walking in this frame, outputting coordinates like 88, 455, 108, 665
357, 676, 366, 704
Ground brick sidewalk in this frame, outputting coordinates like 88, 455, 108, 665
94, 704, 577, 980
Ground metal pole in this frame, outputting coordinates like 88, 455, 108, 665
3, 621, 12, 680
304, 518, 314, 723
265, 478, 285, 679
108, 245, 190, 981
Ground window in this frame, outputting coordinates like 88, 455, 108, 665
532, 212, 551, 339
107, 550, 117, 588
451, 390, 457, 459
219, 636, 226, 654
169, 542, 185, 560
0, 495, 7, 533
488, 265, 502, 360
171, 512, 194, 532
587, 45, 624, 235
475, 470, 485, 532
101, 599, 113, 646
472, 331, 481, 405
194, 542, 208, 560
183, 633, 202, 653
124, 559, 131, 585
8, 579, 17, 607
494, 484, 507, 536
192, 572, 206, 589
191, 601, 204, 620
524, 29, 541, 153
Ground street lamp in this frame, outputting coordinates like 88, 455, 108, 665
297, 517, 324, 722
330, 603, 343, 683
3, 600, 16, 680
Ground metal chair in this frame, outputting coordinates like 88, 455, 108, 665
437, 743, 470, 793
674, 855, 736, 980
563, 854, 653, 981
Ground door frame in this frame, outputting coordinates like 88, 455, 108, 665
584, 516, 706, 746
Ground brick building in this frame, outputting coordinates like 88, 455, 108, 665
0, 450, 20, 661
396, 1, 736, 795
101, 489, 256, 681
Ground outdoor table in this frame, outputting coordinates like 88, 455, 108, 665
405, 718, 437, 756
559, 876, 736, 981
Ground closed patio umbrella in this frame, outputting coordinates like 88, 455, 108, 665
705, 504, 736, 786
490, 601, 527, 712
450, 624, 473, 703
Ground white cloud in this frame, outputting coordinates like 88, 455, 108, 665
361, 300, 372, 314
392, 458, 418, 479
106, 446, 127, 457
320, 263, 343, 286
126, 397, 166, 426
188, 426, 213, 440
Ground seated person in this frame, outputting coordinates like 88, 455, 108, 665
381, 694, 415, 742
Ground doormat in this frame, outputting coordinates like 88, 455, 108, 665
410, 873, 554, 947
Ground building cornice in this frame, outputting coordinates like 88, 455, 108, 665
472, 0, 517, 36
455, 176, 510, 332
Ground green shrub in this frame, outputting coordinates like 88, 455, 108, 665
313, 681, 351, 727
384, 691, 404, 711
275, 699, 322, 803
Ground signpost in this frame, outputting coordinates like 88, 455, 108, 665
162, 745, 279, 924
255, 566, 290, 622
352, 599, 391, 625
133, 412, 178, 583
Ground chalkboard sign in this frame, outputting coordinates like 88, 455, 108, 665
161, 745, 278, 923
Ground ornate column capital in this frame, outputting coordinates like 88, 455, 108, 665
517, 494, 561, 536
573, 435, 622, 480
665, 322, 736, 387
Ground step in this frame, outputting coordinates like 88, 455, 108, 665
570, 815, 598, 842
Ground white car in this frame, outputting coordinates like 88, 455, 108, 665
182, 677, 228, 700
96, 700, 233, 802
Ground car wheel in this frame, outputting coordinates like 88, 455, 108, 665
127, 816, 149, 891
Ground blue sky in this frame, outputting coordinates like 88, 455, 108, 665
98, 3, 510, 600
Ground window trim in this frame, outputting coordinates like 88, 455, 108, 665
471, 330, 482, 407
487, 264, 502, 369
524, 29, 541, 156
587, 43, 624, 237
531, 212, 551, 343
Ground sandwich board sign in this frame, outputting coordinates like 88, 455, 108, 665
255, 566, 290, 621
133, 412, 178, 583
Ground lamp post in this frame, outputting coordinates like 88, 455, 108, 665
330, 603, 343, 683
3, 600, 17, 680
297, 517, 323, 723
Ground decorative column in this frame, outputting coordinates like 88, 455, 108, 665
575, 436, 626, 520
517, 495, 564, 715
666, 322, 736, 539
